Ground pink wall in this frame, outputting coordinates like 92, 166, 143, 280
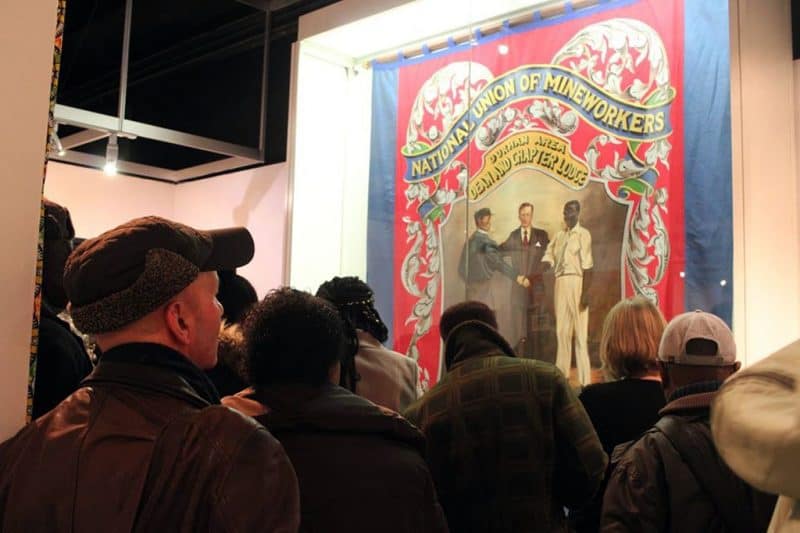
44, 162, 175, 239
45, 161, 289, 299
173, 164, 288, 297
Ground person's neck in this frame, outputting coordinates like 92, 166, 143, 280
96, 333, 192, 365
97, 334, 174, 352
665, 380, 723, 403
328, 363, 341, 385
99, 343, 220, 404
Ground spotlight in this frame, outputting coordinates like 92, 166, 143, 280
104, 133, 118, 176
54, 134, 66, 156
498, 44, 509, 55
51, 123, 66, 156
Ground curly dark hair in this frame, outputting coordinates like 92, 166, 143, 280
244, 287, 346, 388
315, 276, 388, 342
439, 300, 498, 341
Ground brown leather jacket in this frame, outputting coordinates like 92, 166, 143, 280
0, 342, 300, 532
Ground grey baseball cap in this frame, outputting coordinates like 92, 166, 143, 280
658, 310, 736, 366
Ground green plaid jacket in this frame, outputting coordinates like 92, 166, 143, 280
404, 321, 607, 532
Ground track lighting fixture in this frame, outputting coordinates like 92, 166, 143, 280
54, 134, 66, 157
51, 123, 66, 157
103, 133, 119, 176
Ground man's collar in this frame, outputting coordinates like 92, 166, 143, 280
91, 342, 221, 405
566, 222, 582, 232
40, 300, 61, 320
444, 320, 516, 368
658, 380, 723, 416
477, 228, 490, 235
356, 329, 381, 348
667, 380, 722, 403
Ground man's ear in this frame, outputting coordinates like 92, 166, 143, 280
164, 300, 191, 345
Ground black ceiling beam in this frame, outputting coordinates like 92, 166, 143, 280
268, 0, 317, 11
60, 0, 338, 107
270, 0, 339, 26
235, 0, 270, 10
235, 0, 335, 13
61, 12, 268, 106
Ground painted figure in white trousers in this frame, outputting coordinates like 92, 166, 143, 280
542, 200, 593, 386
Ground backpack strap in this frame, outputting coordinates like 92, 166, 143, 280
655, 415, 754, 533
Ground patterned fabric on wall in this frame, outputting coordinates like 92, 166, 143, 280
28, 0, 67, 422
367, 0, 731, 385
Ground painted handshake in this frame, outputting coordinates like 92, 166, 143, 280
516, 275, 531, 288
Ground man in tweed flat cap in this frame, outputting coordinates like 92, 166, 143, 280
0, 216, 299, 532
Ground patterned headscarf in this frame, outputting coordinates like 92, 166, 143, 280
316, 276, 389, 343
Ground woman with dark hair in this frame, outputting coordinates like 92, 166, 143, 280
316, 276, 425, 412
570, 296, 667, 532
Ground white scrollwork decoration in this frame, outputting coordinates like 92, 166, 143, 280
401, 63, 489, 364
558, 19, 672, 303
552, 18, 672, 104
624, 187, 670, 303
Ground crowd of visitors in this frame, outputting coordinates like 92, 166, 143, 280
0, 201, 796, 532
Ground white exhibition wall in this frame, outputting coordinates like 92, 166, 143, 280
287, 44, 373, 293
730, 0, 800, 364
0, 0, 59, 439
44, 162, 289, 298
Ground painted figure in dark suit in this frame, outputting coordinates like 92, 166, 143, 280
499, 202, 550, 351
458, 207, 529, 311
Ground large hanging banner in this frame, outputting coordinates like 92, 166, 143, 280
368, 0, 732, 385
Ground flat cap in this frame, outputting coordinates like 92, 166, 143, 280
64, 216, 254, 333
